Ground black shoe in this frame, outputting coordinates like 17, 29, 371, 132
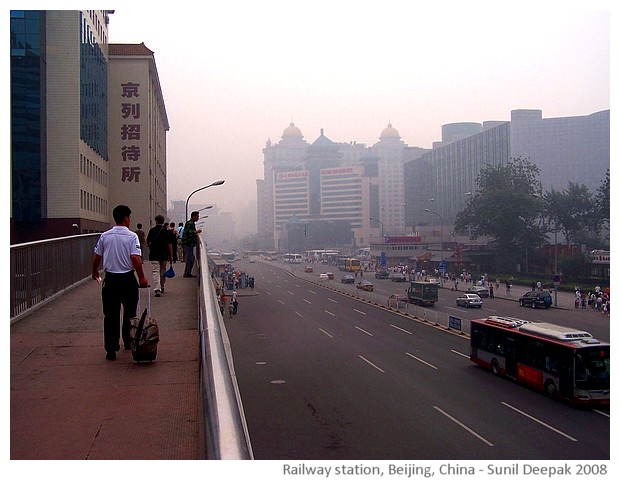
124, 344, 131, 351
184, 274, 196, 278
106, 351, 116, 361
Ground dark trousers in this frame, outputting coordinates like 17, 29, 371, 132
101, 271, 138, 352
184, 245, 195, 276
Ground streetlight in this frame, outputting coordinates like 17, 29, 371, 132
185, 180, 225, 223
424, 208, 443, 261
369, 217, 384, 238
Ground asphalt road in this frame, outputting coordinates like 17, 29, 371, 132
225, 259, 610, 460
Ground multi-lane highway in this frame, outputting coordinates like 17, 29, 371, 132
224, 259, 610, 460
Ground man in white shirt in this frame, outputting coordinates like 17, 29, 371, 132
92, 205, 149, 360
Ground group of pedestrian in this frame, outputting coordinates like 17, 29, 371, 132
218, 288, 239, 318
92, 205, 204, 360
575, 286, 610, 316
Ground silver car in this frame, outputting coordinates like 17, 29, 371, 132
456, 293, 483, 308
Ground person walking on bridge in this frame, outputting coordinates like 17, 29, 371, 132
181, 211, 202, 277
92, 205, 149, 360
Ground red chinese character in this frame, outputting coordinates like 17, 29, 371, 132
121, 124, 140, 141
121, 82, 140, 98
121, 166, 141, 182
121, 103, 141, 119
121, 145, 141, 162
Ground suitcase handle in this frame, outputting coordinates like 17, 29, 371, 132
137, 286, 151, 314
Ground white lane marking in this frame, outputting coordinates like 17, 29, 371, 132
445, 306, 462, 312
434, 406, 495, 447
265, 291, 272, 296
328, 297, 338, 303
355, 326, 373, 337
295, 311, 304, 318
324, 310, 335, 316
287, 290, 295, 295
405, 352, 438, 369
303, 298, 312, 304
390, 324, 412, 335
278, 299, 285, 305
308, 290, 317, 295
354, 309, 367, 315
358, 355, 385, 373
593, 409, 610, 418
501, 402, 578, 441
319, 328, 333, 338
451, 349, 470, 359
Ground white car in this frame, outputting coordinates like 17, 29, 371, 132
456, 293, 483, 308
319, 273, 330, 280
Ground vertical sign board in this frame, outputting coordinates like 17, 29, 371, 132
119, 82, 142, 186
448, 315, 462, 333
381, 251, 386, 269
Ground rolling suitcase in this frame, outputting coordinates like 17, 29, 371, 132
130, 288, 159, 362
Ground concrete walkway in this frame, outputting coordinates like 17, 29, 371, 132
10, 273, 202, 460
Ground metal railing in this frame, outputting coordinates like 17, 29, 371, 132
197, 240, 254, 459
10, 234, 100, 323
10, 234, 253, 460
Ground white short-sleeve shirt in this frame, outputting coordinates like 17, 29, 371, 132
94, 225, 142, 273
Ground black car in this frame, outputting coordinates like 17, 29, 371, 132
519, 290, 553, 308
341, 274, 355, 284
375, 270, 390, 279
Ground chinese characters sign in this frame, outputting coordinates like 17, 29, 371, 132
119, 82, 142, 183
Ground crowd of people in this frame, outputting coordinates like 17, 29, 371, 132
575, 285, 610, 316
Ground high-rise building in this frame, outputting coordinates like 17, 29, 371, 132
404, 109, 610, 230
108, 43, 169, 230
258, 122, 421, 251
10, 10, 168, 244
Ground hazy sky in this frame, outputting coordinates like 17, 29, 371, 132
8, 1, 612, 227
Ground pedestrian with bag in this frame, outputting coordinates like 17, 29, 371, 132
182, 210, 202, 277
147, 214, 173, 297
92, 205, 149, 361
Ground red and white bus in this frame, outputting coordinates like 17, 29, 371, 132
470, 316, 610, 406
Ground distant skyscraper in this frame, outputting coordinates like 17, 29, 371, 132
258, 123, 416, 251
10, 10, 169, 244
404, 109, 610, 229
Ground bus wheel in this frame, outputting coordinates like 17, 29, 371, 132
545, 380, 557, 397
491, 359, 500, 375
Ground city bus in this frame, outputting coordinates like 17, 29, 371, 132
344, 258, 361, 272
470, 316, 610, 405
283, 253, 302, 263
337, 257, 361, 271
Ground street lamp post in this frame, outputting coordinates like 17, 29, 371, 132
369, 217, 384, 238
424, 208, 443, 261
185, 180, 225, 223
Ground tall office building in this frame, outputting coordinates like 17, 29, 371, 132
258, 122, 422, 251
10, 10, 168, 244
260, 124, 387, 251
404, 109, 610, 229
108, 43, 169, 229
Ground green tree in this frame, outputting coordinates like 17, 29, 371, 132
454, 157, 546, 271
595, 169, 610, 244
543, 182, 600, 246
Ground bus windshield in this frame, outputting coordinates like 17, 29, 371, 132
576, 346, 610, 390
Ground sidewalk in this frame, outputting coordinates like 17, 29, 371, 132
10, 273, 201, 460
449, 280, 581, 310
